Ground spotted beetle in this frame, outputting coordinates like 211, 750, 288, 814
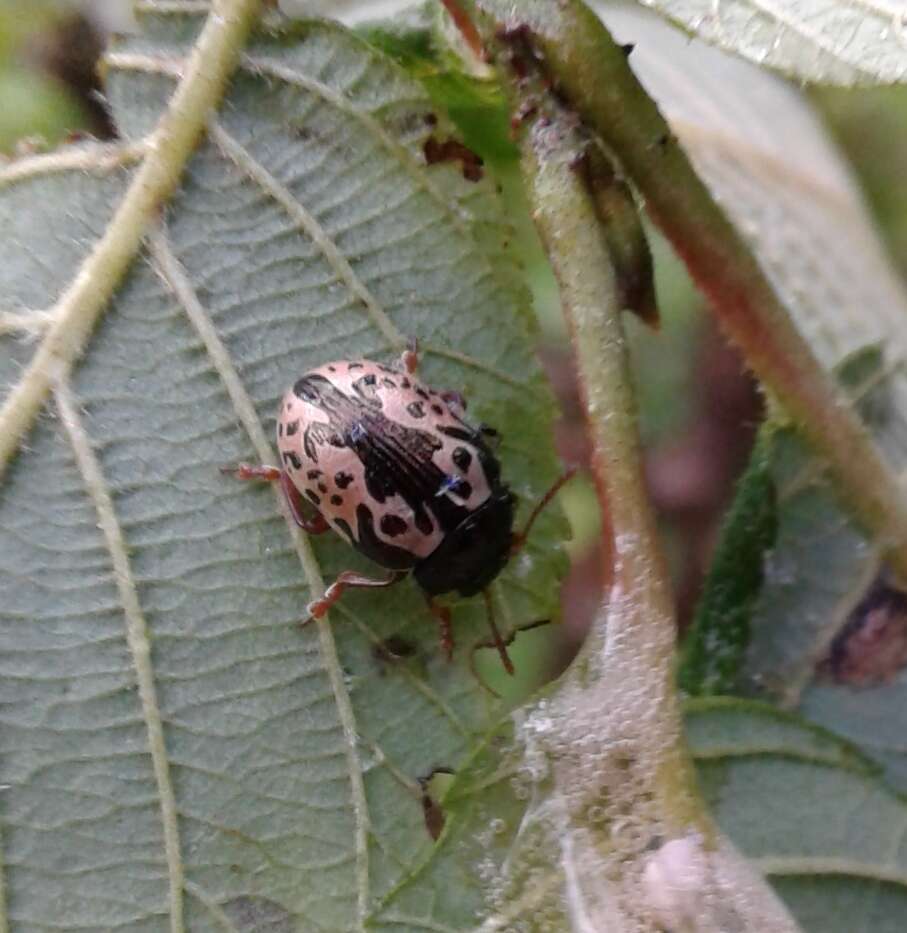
225, 342, 572, 673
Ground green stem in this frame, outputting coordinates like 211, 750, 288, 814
448, 8, 800, 927
0, 0, 263, 479
473, 0, 907, 582
507, 44, 700, 838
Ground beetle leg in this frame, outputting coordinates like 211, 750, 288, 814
222, 462, 282, 482
425, 596, 454, 661
278, 470, 330, 533
222, 463, 330, 534
510, 466, 578, 555
469, 617, 551, 696
482, 589, 514, 675
401, 335, 419, 374
304, 570, 408, 623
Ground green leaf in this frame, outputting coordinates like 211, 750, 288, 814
605, 0, 906, 720
0, 8, 567, 930
688, 699, 907, 932
680, 434, 777, 696
608, 0, 907, 86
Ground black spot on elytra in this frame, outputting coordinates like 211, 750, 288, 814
294, 373, 472, 537
416, 388, 429, 400
452, 478, 472, 498
318, 482, 328, 494
348, 362, 364, 371
431, 404, 443, 416
306, 490, 320, 506
382, 378, 396, 389
330, 494, 343, 506
407, 401, 425, 418
440, 425, 501, 484
285, 420, 299, 437
307, 469, 321, 481
380, 514, 408, 538
440, 475, 471, 499
328, 365, 337, 372
293, 380, 318, 403
278, 423, 283, 437
377, 364, 396, 374
452, 447, 472, 471
352, 373, 383, 408
356, 504, 418, 569
282, 451, 302, 470
401, 377, 411, 389
335, 471, 354, 489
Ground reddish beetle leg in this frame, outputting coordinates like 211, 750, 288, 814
401, 336, 419, 375
425, 597, 454, 661
305, 571, 407, 624
222, 462, 329, 534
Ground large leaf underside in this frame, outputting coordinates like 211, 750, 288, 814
0, 10, 566, 932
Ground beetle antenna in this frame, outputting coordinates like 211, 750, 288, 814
511, 466, 578, 555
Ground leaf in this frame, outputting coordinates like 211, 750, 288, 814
687, 698, 907, 932
679, 433, 777, 696
0, 7, 567, 930
627, 0, 907, 86
597, 0, 907, 702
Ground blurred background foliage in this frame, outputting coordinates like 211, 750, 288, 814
4, 0, 907, 701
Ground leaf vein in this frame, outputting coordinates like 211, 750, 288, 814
240, 53, 473, 237
147, 226, 372, 929
54, 381, 186, 933
208, 120, 404, 354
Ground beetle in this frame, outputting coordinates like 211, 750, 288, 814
224, 342, 572, 673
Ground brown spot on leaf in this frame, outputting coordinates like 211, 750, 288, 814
373, 635, 418, 663
821, 582, 907, 687
418, 767, 455, 841
424, 137, 484, 182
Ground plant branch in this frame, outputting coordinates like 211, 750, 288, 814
465, 0, 907, 583
0, 0, 263, 480
440, 7, 802, 928
491, 7, 698, 834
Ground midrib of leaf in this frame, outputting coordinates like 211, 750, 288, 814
104, 47, 475, 239
146, 227, 380, 925
53, 381, 186, 933
0, 0, 262, 482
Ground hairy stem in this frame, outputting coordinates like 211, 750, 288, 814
504, 25, 699, 839
0, 0, 263, 479
447, 6, 802, 928
469, 0, 907, 582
